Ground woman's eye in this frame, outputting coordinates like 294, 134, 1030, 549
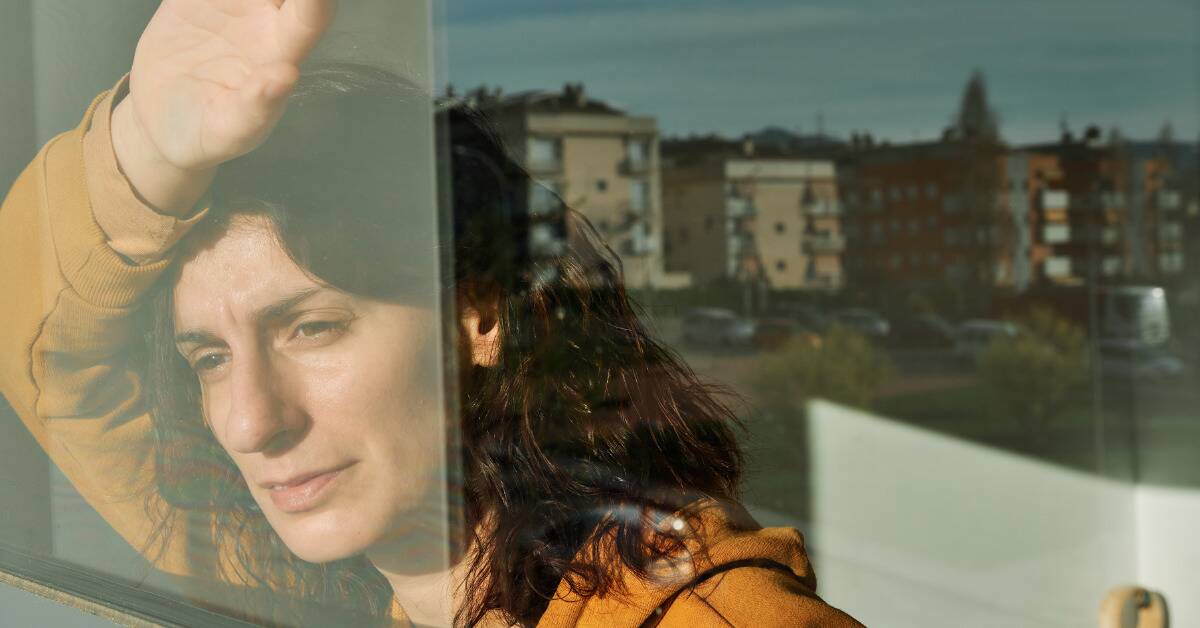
191, 353, 228, 373
292, 320, 347, 341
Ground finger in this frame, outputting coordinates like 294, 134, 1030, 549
277, 0, 338, 62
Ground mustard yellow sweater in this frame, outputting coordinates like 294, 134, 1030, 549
0, 83, 861, 627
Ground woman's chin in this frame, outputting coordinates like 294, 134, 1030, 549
267, 509, 378, 564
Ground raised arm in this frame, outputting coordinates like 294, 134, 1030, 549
0, 0, 336, 575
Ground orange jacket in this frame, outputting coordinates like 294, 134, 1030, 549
0, 83, 861, 627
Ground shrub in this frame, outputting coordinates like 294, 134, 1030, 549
977, 307, 1087, 445
751, 325, 893, 413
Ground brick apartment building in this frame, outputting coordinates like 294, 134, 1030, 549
1025, 130, 1186, 284
837, 129, 1186, 296
464, 83, 689, 290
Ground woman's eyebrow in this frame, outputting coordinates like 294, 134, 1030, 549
256, 287, 325, 326
174, 287, 326, 347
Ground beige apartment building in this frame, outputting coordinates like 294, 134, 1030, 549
470, 84, 689, 290
662, 154, 844, 290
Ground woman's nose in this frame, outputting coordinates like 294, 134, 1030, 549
223, 352, 303, 454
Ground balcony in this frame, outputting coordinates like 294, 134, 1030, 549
804, 233, 846, 254
620, 157, 650, 176
1044, 256, 1072, 278
1160, 222, 1184, 241
804, 200, 842, 217
1157, 190, 1182, 211
726, 196, 755, 218
1040, 189, 1069, 211
1100, 227, 1120, 245
1042, 224, 1070, 244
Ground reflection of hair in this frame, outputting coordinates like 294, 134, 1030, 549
145, 63, 743, 627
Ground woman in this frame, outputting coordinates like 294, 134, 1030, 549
0, 1, 860, 626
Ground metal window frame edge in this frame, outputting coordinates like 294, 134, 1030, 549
0, 543, 257, 628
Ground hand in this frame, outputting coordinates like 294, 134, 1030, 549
112, 0, 337, 213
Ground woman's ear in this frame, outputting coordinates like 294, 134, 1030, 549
460, 299, 501, 368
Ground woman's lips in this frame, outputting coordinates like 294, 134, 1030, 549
266, 466, 350, 513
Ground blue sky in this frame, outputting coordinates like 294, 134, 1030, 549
437, 0, 1197, 144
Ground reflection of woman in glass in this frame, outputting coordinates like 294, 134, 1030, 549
0, 1, 860, 626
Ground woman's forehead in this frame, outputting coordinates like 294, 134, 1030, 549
172, 217, 324, 326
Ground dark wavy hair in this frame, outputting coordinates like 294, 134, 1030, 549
143, 63, 743, 627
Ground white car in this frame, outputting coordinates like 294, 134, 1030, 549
681, 308, 756, 347
1098, 340, 1185, 381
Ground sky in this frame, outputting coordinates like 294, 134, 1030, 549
437, 0, 1198, 144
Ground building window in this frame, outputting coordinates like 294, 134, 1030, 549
925, 183, 939, 199
908, 219, 920, 234
906, 184, 919, 200
776, 260, 787, 271
596, 179, 608, 192
704, 215, 715, 232
775, 222, 786, 234
629, 180, 649, 213
625, 138, 649, 171
527, 136, 562, 170
529, 180, 562, 215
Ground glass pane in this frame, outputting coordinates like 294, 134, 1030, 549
3, 1, 1196, 626
439, 0, 1197, 626
2, 1, 451, 625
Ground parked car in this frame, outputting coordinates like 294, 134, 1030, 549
887, 314, 958, 349
1098, 340, 1186, 381
832, 308, 890, 338
780, 304, 831, 333
681, 307, 756, 347
955, 319, 1020, 361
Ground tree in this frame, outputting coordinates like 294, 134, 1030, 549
946, 71, 1009, 313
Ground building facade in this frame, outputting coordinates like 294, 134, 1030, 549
469, 84, 689, 290
662, 151, 843, 291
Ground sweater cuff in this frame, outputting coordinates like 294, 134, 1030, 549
43, 82, 201, 309
83, 74, 209, 265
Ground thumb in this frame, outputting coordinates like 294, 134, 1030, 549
251, 62, 302, 104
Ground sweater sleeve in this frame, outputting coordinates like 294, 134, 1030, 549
0, 82, 207, 576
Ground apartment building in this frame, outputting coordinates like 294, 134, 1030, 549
661, 142, 843, 291
837, 137, 1086, 292
1025, 129, 1186, 284
467, 83, 688, 290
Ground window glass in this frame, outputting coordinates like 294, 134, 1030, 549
2, 2, 450, 625
1, 1, 1197, 627
440, 1, 1199, 626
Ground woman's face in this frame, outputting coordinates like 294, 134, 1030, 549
172, 216, 446, 564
